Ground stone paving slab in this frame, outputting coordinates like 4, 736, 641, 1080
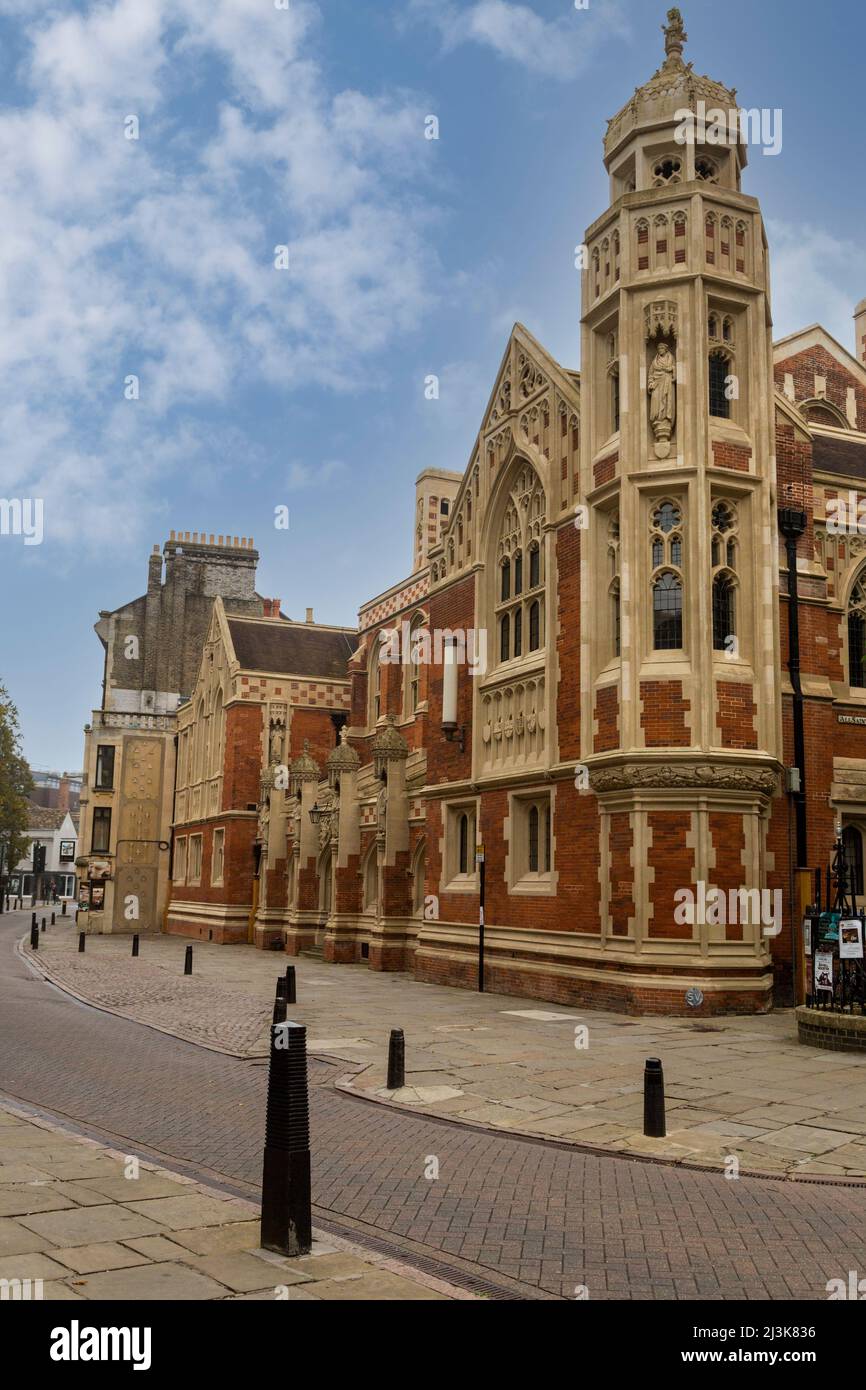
21, 923, 866, 1180
0, 1103, 463, 1300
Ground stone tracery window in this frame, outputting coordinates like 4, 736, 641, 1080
650, 501, 684, 650
652, 155, 682, 186
493, 464, 546, 670
849, 573, 866, 688
711, 501, 738, 651
368, 637, 382, 727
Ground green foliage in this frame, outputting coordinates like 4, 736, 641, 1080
0, 682, 33, 877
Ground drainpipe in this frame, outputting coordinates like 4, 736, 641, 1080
778, 507, 808, 867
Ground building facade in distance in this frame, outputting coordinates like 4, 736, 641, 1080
77, 534, 263, 931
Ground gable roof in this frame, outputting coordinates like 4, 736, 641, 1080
773, 324, 866, 391
227, 618, 356, 680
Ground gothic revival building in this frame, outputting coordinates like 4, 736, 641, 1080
93, 11, 866, 1017
246, 11, 866, 1014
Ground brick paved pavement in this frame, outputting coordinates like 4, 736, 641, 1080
24, 920, 866, 1179
3, 911, 866, 1300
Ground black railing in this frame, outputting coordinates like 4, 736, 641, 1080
806, 836, 866, 1011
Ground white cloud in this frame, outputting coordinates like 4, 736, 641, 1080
407, 0, 629, 79
766, 220, 861, 352
0, 0, 442, 554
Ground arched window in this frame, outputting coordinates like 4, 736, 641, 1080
649, 502, 684, 650
528, 805, 539, 872
653, 573, 683, 650
500, 615, 510, 663
493, 464, 546, 669
849, 575, 866, 688
529, 601, 541, 651
843, 826, 864, 896
368, 637, 382, 727
711, 502, 738, 652
457, 811, 476, 875
210, 689, 224, 777
412, 842, 427, 917
709, 351, 731, 418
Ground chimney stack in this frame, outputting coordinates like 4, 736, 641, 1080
855, 299, 866, 367
306, 607, 314, 624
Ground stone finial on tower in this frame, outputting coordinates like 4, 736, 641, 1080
662, 6, 687, 67
854, 298, 866, 367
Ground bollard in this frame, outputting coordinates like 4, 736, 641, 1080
273, 993, 288, 1025
40, 917, 46, 933
275, 976, 288, 1001
31, 911, 36, 929
132, 934, 139, 958
285, 965, 296, 1005
30, 923, 38, 951
78, 932, 86, 953
260, 1021, 312, 1257
61, 900, 67, 916
184, 944, 193, 976
387, 1028, 405, 1091
51, 912, 55, 926
643, 1057, 666, 1138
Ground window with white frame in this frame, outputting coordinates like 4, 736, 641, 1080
211, 827, 225, 885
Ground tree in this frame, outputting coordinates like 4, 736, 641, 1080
0, 682, 33, 903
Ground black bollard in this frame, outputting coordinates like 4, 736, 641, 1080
275, 976, 288, 1000
30, 923, 38, 950
51, 912, 55, 926
78, 932, 86, 953
285, 965, 296, 1005
273, 993, 288, 1025
184, 944, 193, 976
643, 1057, 666, 1138
387, 1028, 405, 1091
260, 1021, 312, 1257
132, 934, 139, 957
31, 911, 36, 929
40, 917, 46, 933
61, 900, 67, 916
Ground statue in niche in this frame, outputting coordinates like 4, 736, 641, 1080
648, 342, 676, 459
268, 725, 284, 766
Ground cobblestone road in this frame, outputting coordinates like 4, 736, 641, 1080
2, 912, 865, 1299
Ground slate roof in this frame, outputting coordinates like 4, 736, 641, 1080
227, 619, 356, 679
812, 434, 866, 482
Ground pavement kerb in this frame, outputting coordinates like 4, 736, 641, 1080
15, 933, 265, 1061
0, 1093, 476, 1301
18, 932, 866, 1191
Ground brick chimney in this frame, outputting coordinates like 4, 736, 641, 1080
57, 775, 70, 813
855, 299, 866, 367
305, 607, 314, 624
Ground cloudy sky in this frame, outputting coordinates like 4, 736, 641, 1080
1, 0, 863, 771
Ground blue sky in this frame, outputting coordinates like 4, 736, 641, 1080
0, 0, 863, 772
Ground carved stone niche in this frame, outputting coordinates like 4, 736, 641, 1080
480, 677, 546, 771
589, 762, 778, 796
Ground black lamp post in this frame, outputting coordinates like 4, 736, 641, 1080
778, 505, 808, 868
